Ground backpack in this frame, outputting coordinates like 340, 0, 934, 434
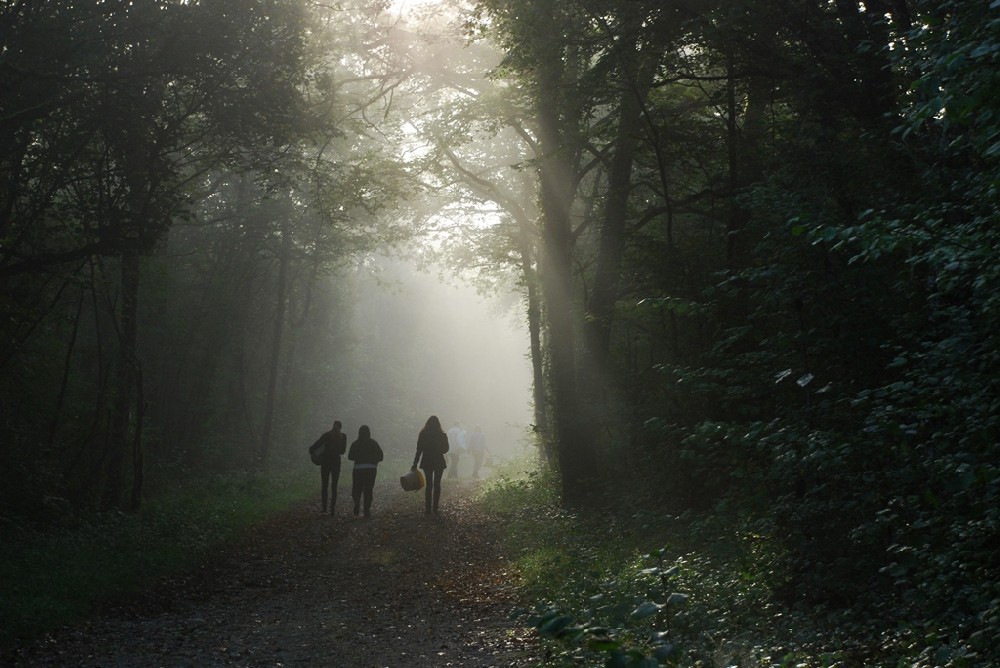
308, 436, 324, 465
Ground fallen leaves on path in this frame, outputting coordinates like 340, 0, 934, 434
8, 478, 538, 667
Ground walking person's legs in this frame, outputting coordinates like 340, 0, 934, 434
351, 469, 362, 516
321, 465, 331, 511
328, 464, 340, 514
423, 468, 434, 513
362, 470, 376, 516
432, 466, 443, 512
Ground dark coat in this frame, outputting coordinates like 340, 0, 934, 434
414, 430, 449, 471
318, 430, 347, 467
310, 429, 346, 467
348, 437, 384, 466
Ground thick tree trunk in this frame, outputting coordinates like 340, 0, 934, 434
584, 42, 659, 374
517, 223, 550, 460
533, 14, 594, 505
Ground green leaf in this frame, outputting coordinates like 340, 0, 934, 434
653, 643, 677, 661
587, 637, 621, 651
630, 657, 661, 668
538, 614, 575, 635
555, 624, 586, 640
629, 601, 663, 620
665, 592, 689, 605
888, 355, 908, 368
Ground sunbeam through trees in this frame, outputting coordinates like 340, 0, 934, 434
2, 0, 999, 665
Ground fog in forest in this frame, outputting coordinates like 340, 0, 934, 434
3, 0, 998, 664
335, 258, 532, 466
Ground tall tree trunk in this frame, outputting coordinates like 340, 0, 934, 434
584, 40, 660, 375
103, 244, 140, 510
259, 218, 291, 465
440, 144, 551, 461
48, 284, 86, 450
533, 12, 593, 505
725, 47, 742, 273
727, 62, 769, 272
278, 244, 321, 440
517, 220, 549, 459
130, 365, 144, 511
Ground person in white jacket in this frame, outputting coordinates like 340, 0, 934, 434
467, 425, 488, 479
446, 421, 466, 478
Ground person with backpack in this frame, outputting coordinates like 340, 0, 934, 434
412, 415, 450, 515
348, 425, 384, 517
309, 420, 347, 514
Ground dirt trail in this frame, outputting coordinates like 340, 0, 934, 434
8, 478, 538, 667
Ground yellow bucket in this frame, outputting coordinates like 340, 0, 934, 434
400, 468, 425, 492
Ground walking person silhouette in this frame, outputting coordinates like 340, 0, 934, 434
348, 425, 383, 517
310, 420, 347, 514
412, 415, 449, 514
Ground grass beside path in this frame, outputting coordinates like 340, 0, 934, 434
0, 469, 315, 649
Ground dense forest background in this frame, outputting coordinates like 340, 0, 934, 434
2, 0, 998, 665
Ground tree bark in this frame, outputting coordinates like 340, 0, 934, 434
584, 36, 660, 374
517, 218, 549, 457
47, 282, 85, 451
103, 243, 140, 510
259, 218, 291, 465
130, 365, 144, 511
532, 10, 593, 505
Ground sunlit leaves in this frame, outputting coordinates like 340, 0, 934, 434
629, 601, 662, 620
517, 536, 693, 666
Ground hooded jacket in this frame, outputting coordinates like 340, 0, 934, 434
348, 426, 384, 468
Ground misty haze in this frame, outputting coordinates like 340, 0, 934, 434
2, 0, 996, 667
343, 257, 532, 463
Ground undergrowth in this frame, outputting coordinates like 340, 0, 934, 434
477, 458, 896, 668
0, 468, 314, 649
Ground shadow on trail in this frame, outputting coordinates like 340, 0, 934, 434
9, 479, 537, 667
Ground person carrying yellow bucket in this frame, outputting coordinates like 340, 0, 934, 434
411, 415, 450, 515
400, 467, 425, 491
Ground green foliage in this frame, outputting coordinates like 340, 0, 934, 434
0, 469, 314, 648
565, 0, 1000, 664
466, 0, 1000, 664
0, 0, 426, 510
480, 466, 902, 666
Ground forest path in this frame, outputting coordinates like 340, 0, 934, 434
10, 477, 538, 667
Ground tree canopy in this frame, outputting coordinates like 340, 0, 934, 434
2, 0, 999, 664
